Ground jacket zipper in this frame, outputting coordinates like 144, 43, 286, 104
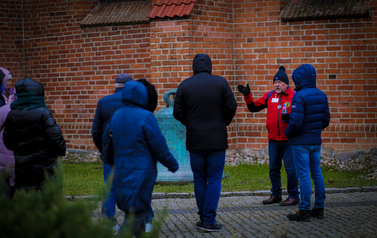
277, 94, 282, 140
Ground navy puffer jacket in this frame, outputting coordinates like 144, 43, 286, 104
284, 64, 330, 145
103, 81, 179, 213
91, 87, 124, 163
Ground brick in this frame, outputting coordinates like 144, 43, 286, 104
2, 0, 377, 152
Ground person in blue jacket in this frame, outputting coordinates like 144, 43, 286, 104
103, 81, 179, 237
284, 64, 330, 222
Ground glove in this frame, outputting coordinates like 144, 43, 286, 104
282, 113, 290, 122
237, 83, 250, 96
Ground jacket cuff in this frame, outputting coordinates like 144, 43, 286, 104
244, 93, 254, 105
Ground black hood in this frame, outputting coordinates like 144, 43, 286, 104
192, 54, 212, 75
15, 78, 45, 97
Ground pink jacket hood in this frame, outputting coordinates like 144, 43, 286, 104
0, 67, 10, 83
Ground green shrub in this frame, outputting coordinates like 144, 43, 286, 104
0, 169, 112, 238
1, 166, 166, 238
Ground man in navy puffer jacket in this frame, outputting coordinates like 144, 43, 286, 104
103, 81, 179, 237
92, 73, 133, 232
284, 64, 330, 222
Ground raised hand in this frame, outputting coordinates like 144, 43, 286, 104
237, 83, 250, 96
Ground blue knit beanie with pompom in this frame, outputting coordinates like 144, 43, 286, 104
273, 66, 289, 85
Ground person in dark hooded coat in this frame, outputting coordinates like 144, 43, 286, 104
103, 80, 179, 237
173, 54, 237, 232
3, 78, 66, 191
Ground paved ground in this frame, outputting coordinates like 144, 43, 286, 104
91, 189, 377, 238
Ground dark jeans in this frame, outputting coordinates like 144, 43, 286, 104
102, 163, 116, 222
268, 140, 299, 199
189, 150, 225, 225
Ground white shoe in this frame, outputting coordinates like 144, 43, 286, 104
112, 223, 121, 235
145, 222, 153, 233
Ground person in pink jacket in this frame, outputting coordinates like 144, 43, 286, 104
0, 90, 15, 198
0, 67, 15, 106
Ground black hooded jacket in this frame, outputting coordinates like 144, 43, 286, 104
173, 54, 237, 151
3, 78, 66, 189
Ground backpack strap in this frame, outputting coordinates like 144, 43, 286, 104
266, 90, 274, 103
266, 89, 295, 105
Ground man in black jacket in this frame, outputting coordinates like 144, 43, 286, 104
173, 54, 237, 232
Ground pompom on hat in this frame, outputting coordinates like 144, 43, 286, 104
273, 66, 289, 85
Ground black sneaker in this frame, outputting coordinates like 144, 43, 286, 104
287, 210, 311, 222
310, 208, 324, 219
201, 223, 222, 232
195, 220, 203, 229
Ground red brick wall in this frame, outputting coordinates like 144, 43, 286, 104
150, 19, 193, 106
19, 0, 151, 150
150, 0, 235, 103
191, 0, 238, 148
2, 0, 377, 152
150, 0, 237, 144
0, 0, 24, 80
233, 0, 377, 151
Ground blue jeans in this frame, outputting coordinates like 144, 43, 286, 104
189, 150, 225, 225
292, 145, 326, 211
268, 140, 299, 199
102, 163, 116, 221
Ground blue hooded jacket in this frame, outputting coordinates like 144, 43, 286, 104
284, 64, 330, 145
103, 81, 179, 213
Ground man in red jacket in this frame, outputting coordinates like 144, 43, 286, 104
238, 66, 299, 206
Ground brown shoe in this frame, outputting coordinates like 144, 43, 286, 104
262, 196, 282, 205
279, 197, 300, 206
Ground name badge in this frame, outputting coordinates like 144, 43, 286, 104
271, 98, 279, 103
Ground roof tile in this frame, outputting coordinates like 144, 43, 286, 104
281, 0, 370, 22
81, 1, 152, 28
148, 0, 197, 19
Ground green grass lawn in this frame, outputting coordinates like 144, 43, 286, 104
62, 163, 103, 196
62, 162, 377, 196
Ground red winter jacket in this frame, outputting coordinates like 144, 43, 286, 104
244, 87, 295, 141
